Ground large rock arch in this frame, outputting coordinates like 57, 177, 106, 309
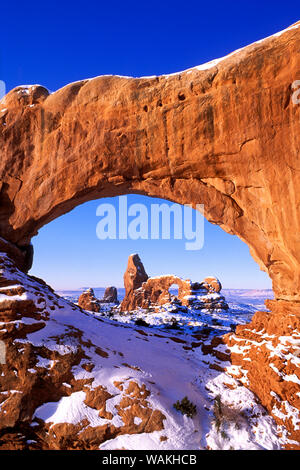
0, 21, 300, 304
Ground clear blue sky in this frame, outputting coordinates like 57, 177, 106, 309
29, 196, 272, 290
2, 1, 298, 290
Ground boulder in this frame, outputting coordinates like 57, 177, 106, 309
102, 286, 118, 304
78, 288, 101, 313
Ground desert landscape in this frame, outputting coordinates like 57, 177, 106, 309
0, 17, 300, 451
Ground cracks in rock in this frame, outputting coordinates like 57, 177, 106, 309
161, 109, 174, 178
242, 185, 264, 190
196, 177, 244, 220
208, 68, 219, 87
0, 174, 23, 205
239, 138, 257, 152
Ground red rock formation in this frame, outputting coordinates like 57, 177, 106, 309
0, 252, 299, 449
0, 21, 300, 448
78, 287, 119, 310
0, 254, 166, 449
0, 22, 300, 303
121, 254, 148, 309
120, 255, 228, 311
0, 237, 32, 272
124, 254, 148, 292
203, 277, 222, 293
102, 286, 118, 303
78, 288, 101, 312
222, 303, 300, 448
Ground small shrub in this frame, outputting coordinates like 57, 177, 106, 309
212, 395, 245, 436
213, 395, 223, 431
165, 317, 180, 329
135, 318, 149, 327
173, 396, 197, 418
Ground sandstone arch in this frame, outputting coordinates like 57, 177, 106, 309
122, 273, 192, 311
1, 22, 300, 303
120, 254, 227, 311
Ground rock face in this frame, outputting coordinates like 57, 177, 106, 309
78, 288, 101, 312
123, 254, 149, 294
0, 22, 300, 448
121, 254, 228, 311
102, 286, 118, 303
222, 303, 300, 448
0, 254, 167, 450
0, 22, 300, 303
0, 237, 33, 273
203, 277, 222, 294
78, 286, 118, 311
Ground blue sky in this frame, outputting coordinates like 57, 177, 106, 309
2, 1, 298, 289
30, 196, 272, 290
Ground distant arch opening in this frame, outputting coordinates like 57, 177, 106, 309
28, 194, 272, 324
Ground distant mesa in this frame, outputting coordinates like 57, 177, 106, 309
120, 254, 228, 312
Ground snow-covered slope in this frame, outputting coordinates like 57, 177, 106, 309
0, 253, 294, 450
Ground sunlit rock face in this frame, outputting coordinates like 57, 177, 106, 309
102, 286, 118, 303
120, 254, 228, 311
0, 21, 300, 302
0, 22, 300, 449
78, 288, 101, 312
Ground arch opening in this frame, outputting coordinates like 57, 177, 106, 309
28, 194, 272, 333
168, 284, 179, 299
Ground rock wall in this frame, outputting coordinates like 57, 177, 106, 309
0, 22, 300, 302
0, 21, 300, 447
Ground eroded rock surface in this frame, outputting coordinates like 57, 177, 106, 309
206, 305, 300, 449
78, 288, 101, 313
0, 21, 300, 449
121, 254, 228, 311
102, 286, 118, 303
0, 22, 300, 302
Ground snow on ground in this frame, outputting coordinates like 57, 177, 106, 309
58, 287, 272, 336
0, 253, 292, 449
16, 295, 286, 449
28, 305, 285, 449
